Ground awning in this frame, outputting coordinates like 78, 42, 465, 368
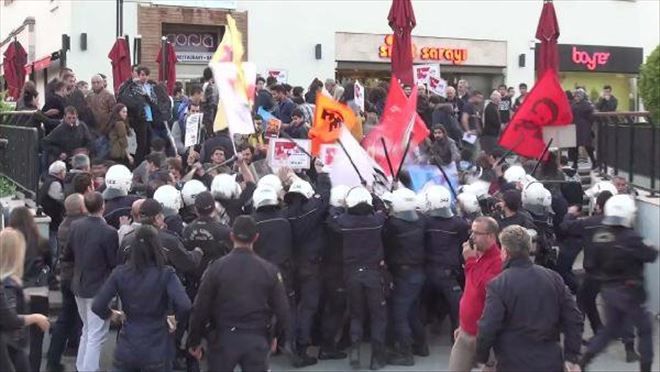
24, 53, 56, 74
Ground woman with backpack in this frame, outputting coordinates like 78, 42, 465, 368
107, 103, 133, 168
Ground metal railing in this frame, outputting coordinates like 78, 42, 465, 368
0, 111, 42, 199
594, 111, 659, 196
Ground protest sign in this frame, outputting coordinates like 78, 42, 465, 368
428, 75, 447, 97
268, 138, 311, 170
413, 64, 440, 85
407, 163, 459, 195
184, 113, 203, 148
319, 144, 340, 167
354, 80, 365, 112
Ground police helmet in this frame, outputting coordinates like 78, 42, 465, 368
153, 184, 183, 212
585, 181, 618, 200
252, 185, 279, 209
105, 164, 132, 194
287, 178, 315, 199
457, 192, 481, 215
330, 185, 351, 208
391, 188, 417, 213
522, 182, 552, 215
602, 194, 636, 227
503, 165, 526, 184
181, 180, 207, 207
422, 185, 453, 217
257, 174, 283, 196
211, 173, 241, 200
345, 186, 372, 208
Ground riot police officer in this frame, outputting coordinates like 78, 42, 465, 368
284, 166, 331, 367
456, 191, 482, 225
327, 186, 388, 370
580, 195, 658, 372
153, 184, 184, 236
420, 185, 469, 343
103, 164, 141, 229
522, 182, 557, 268
318, 185, 351, 361
209, 156, 256, 224
180, 179, 207, 224
383, 188, 426, 366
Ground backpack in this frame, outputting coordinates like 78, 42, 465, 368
531, 217, 557, 269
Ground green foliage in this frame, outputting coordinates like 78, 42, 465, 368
639, 45, 660, 124
0, 91, 15, 113
0, 176, 16, 198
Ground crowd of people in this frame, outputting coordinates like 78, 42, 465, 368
0, 65, 656, 372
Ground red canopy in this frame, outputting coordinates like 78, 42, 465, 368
108, 38, 132, 93
388, 0, 416, 86
535, 0, 560, 78
156, 42, 177, 95
2, 40, 28, 100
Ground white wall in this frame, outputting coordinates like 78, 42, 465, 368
635, 198, 660, 315
238, 0, 660, 88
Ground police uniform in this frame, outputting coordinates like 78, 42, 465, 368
327, 207, 388, 368
383, 212, 426, 364
424, 213, 470, 336
104, 193, 142, 229
182, 215, 231, 279
187, 247, 290, 372
217, 181, 257, 224
582, 226, 658, 371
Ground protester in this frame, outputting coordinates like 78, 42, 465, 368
570, 89, 597, 170
38, 160, 66, 260
106, 103, 133, 167
481, 90, 502, 154
512, 83, 528, 112
60, 191, 118, 372
42, 80, 67, 122
187, 216, 290, 371
476, 225, 583, 372
42, 106, 93, 163
0, 228, 52, 372
92, 225, 191, 372
273, 84, 297, 124
497, 84, 511, 125
595, 85, 618, 112
86, 74, 116, 135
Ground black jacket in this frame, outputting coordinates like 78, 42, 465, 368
182, 216, 231, 277
424, 215, 470, 269
187, 249, 290, 350
285, 173, 331, 262
327, 209, 387, 269
0, 288, 26, 372
120, 227, 202, 277
217, 182, 257, 225
482, 101, 501, 137
496, 211, 535, 231
62, 215, 118, 298
42, 120, 93, 158
559, 214, 604, 274
383, 214, 426, 268
57, 213, 87, 283
37, 174, 65, 231
476, 257, 583, 371
103, 194, 142, 229
253, 206, 293, 267
92, 265, 191, 365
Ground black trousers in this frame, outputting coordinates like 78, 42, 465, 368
47, 281, 82, 368
294, 261, 321, 347
568, 145, 596, 168
578, 276, 634, 345
320, 264, 347, 349
426, 266, 462, 334
208, 331, 270, 372
132, 118, 149, 166
344, 267, 387, 345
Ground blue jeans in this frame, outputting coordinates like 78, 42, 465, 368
390, 267, 425, 344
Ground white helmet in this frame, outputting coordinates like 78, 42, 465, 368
522, 182, 552, 215
585, 181, 618, 199
519, 174, 538, 189
287, 178, 315, 199
153, 184, 182, 212
457, 192, 481, 215
181, 180, 207, 207
252, 185, 279, 209
105, 164, 132, 194
422, 185, 453, 217
461, 180, 490, 199
391, 188, 417, 214
603, 194, 636, 227
345, 186, 372, 208
257, 174, 283, 196
330, 185, 351, 208
211, 173, 241, 200
504, 165, 526, 184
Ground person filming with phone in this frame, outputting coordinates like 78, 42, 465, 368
448, 216, 502, 371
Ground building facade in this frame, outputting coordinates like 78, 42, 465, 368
1, 0, 659, 105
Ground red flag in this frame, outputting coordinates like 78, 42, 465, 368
388, 0, 416, 86
498, 70, 573, 158
362, 79, 430, 176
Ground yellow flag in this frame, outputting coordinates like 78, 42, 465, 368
211, 14, 249, 133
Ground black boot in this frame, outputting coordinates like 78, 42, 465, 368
624, 343, 640, 363
640, 361, 652, 372
370, 343, 387, 370
349, 343, 361, 369
387, 342, 414, 366
292, 344, 317, 368
412, 338, 430, 357
318, 344, 347, 360
579, 352, 595, 371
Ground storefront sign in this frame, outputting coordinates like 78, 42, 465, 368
537, 43, 643, 74
335, 32, 506, 67
163, 28, 220, 64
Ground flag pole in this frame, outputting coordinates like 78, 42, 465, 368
280, 132, 316, 161
394, 132, 414, 183
531, 138, 553, 177
380, 137, 395, 179
495, 135, 525, 166
337, 138, 366, 186
435, 162, 458, 199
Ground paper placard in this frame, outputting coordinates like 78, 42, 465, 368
428, 75, 447, 97
268, 138, 311, 170
413, 64, 440, 86
319, 144, 340, 167
543, 124, 576, 149
266, 69, 288, 84
354, 80, 365, 112
184, 113, 203, 148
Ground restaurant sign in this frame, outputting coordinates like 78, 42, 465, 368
163, 28, 221, 64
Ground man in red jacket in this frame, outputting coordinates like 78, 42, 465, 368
448, 216, 502, 371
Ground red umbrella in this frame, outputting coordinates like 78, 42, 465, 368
156, 42, 177, 95
388, 0, 416, 86
535, 0, 560, 78
108, 38, 132, 93
2, 40, 28, 100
